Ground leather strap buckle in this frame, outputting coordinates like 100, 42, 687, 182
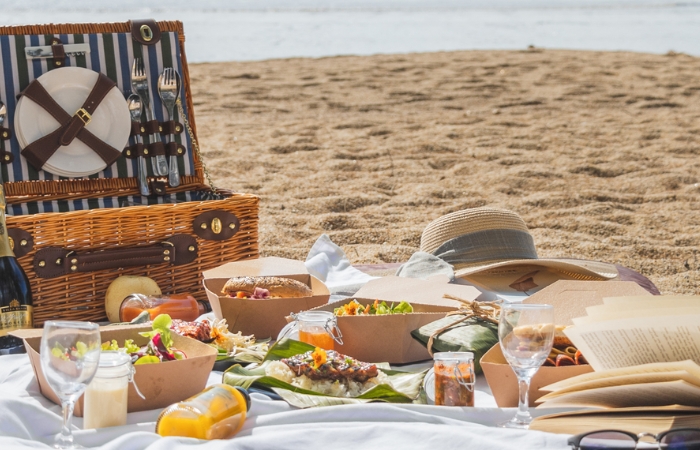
75, 108, 92, 126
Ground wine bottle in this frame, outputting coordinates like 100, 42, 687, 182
0, 185, 33, 351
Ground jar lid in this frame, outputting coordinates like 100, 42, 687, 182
99, 351, 132, 367
433, 351, 474, 361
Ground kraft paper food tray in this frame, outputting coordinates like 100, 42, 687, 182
308, 299, 457, 363
480, 344, 594, 407
11, 325, 217, 416
481, 279, 653, 407
303, 276, 479, 363
353, 275, 481, 308
202, 257, 331, 339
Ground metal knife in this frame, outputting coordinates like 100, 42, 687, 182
0, 101, 7, 206
126, 95, 150, 196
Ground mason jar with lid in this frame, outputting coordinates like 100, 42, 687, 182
277, 311, 343, 350
83, 351, 140, 429
430, 351, 475, 407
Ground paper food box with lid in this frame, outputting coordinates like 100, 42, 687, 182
300, 275, 481, 364
12, 324, 217, 416
0, 20, 259, 328
480, 280, 654, 407
203, 257, 332, 340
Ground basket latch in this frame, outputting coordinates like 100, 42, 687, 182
7, 228, 33, 258
129, 19, 162, 46
33, 234, 198, 278
193, 210, 240, 241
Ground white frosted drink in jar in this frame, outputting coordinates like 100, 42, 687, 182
83, 351, 131, 429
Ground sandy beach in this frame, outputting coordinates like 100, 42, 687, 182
189, 49, 700, 295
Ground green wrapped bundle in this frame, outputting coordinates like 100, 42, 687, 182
410, 298, 501, 373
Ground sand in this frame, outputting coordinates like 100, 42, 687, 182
188, 49, 700, 295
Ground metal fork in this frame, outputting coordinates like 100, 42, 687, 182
131, 58, 169, 177
157, 67, 181, 187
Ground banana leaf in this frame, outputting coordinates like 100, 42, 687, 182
410, 316, 498, 374
222, 338, 427, 408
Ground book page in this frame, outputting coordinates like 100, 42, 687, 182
564, 315, 700, 371
543, 360, 700, 392
574, 307, 700, 325
530, 406, 700, 436
537, 370, 700, 400
537, 380, 700, 409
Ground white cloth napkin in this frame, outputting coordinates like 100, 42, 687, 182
304, 234, 379, 300
0, 353, 570, 450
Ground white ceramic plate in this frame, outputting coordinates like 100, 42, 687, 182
15, 67, 130, 177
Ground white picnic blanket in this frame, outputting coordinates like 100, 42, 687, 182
0, 353, 570, 450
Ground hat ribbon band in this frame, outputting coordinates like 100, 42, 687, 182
433, 229, 538, 267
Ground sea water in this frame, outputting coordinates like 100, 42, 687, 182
1, 0, 699, 62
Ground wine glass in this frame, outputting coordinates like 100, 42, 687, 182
40, 321, 101, 449
498, 303, 554, 429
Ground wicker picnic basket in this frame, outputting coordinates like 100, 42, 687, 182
0, 20, 259, 326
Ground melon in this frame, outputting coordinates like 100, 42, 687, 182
105, 276, 161, 323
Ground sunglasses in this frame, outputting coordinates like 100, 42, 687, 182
568, 428, 700, 449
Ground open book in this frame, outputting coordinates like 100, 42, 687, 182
530, 360, 700, 434
562, 295, 700, 371
530, 406, 700, 435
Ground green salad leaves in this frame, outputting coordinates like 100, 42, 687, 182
334, 299, 414, 316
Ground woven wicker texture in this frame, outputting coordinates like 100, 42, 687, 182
7, 194, 259, 326
420, 207, 529, 255
0, 21, 261, 326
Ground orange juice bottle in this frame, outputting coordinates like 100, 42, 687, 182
156, 384, 251, 440
119, 293, 210, 322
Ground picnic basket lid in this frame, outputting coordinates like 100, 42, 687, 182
0, 20, 207, 204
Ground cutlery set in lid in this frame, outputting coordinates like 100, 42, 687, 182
1, 26, 192, 193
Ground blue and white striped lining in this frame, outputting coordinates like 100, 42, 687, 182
0, 31, 197, 215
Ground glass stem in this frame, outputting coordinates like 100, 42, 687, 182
515, 375, 532, 424
56, 399, 76, 448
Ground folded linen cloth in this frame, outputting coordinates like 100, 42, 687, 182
305, 234, 379, 300
395, 251, 455, 280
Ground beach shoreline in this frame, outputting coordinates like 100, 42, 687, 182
190, 49, 700, 295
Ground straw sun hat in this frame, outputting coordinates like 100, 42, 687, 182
420, 207, 618, 281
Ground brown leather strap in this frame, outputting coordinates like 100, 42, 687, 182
33, 234, 198, 278
144, 119, 161, 135
164, 141, 185, 157
130, 121, 146, 137
150, 180, 168, 195
1, 127, 12, 140
51, 37, 66, 68
193, 210, 240, 241
122, 143, 147, 159
130, 121, 184, 138
20, 73, 122, 170
7, 228, 33, 258
161, 120, 183, 135
129, 19, 162, 45
1, 150, 13, 164
147, 141, 166, 156
58, 73, 115, 146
